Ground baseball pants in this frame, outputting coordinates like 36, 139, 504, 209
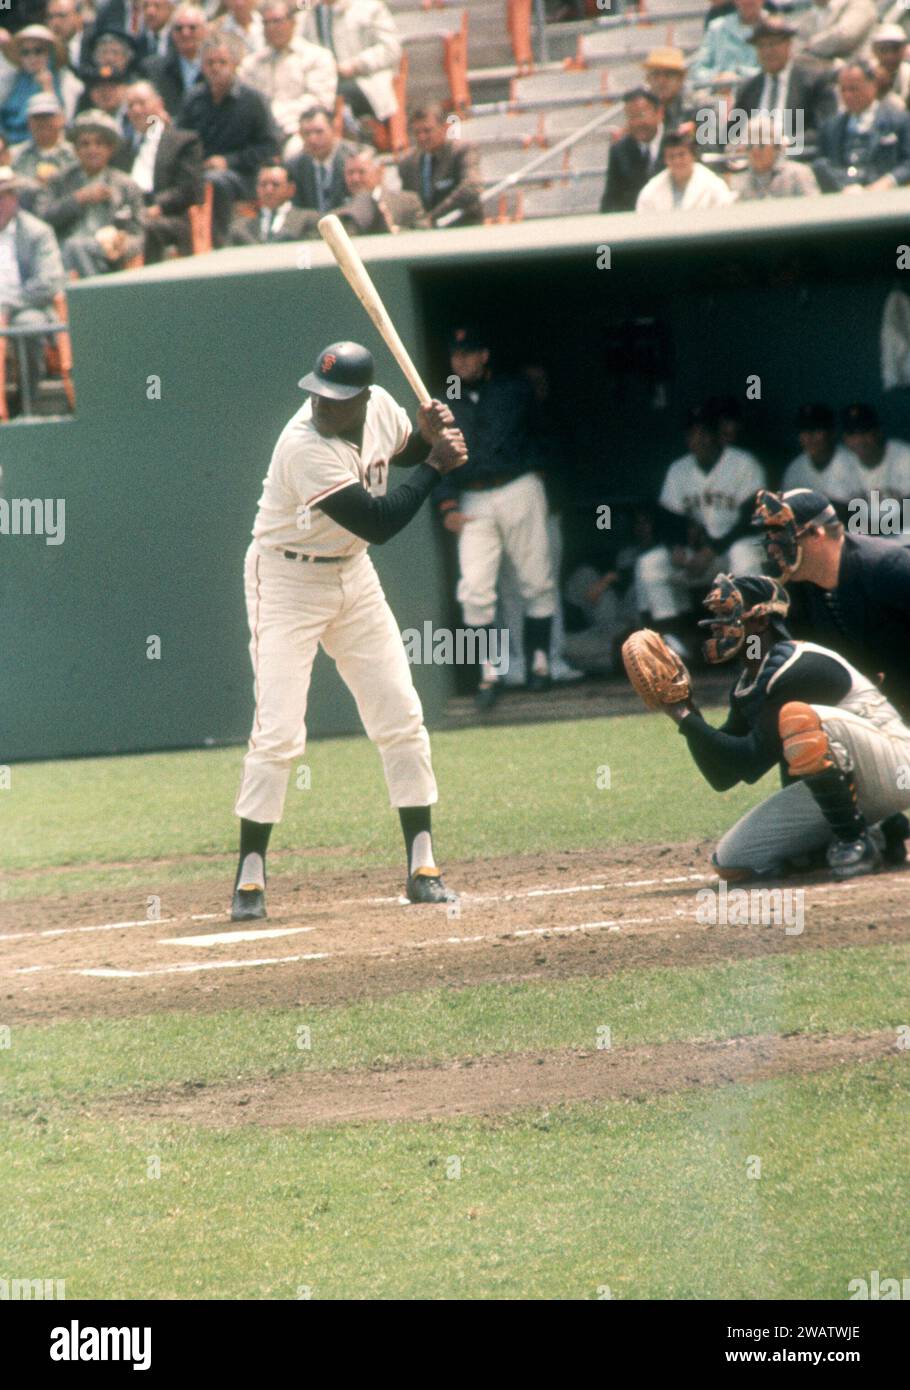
715, 705, 910, 875
456, 472, 556, 629
234, 543, 438, 825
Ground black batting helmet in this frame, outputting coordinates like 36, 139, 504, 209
299, 341, 374, 400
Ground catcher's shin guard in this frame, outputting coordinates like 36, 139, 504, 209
779, 702, 866, 843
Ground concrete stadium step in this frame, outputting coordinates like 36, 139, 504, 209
461, 109, 546, 147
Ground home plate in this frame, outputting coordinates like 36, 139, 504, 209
159, 926, 316, 946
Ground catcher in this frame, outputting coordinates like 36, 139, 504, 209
622, 575, 910, 880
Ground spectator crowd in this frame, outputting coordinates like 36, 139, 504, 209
603, 4, 910, 212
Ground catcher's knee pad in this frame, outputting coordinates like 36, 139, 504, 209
779, 702, 833, 778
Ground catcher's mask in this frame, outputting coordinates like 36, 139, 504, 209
752, 488, 837, 580
699, 573, 790, 664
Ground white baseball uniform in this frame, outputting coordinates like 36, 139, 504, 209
846, 439, 910, 531
636, 446, 767, 621
781, 444, 863, 501
234, 386, 438, 825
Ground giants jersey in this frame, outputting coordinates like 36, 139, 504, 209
659, 447, 766, 543
781, 445, 862, 502
251, 386, 411, 557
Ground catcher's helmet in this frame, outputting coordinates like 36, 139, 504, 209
699, 573, 790, 664
299, 341, 374, 400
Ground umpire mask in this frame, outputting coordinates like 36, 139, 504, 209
699, 573, 790, 664
752, 488, 837, 581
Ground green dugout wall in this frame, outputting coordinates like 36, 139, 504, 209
2, 195, 908, 761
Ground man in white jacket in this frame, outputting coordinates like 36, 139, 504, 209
797, 0, 877, 63
298, 0, 401, 124
636, 131, 736, 212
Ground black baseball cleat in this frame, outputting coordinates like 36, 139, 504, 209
881, 812, 909, 866
231, 885, 267, 921
406, 868, 454, 904
826, 832, 882, 880
475, 680, 499, 712
526, 671, 551, 694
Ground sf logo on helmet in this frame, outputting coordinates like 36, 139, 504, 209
321, 352, 337, 374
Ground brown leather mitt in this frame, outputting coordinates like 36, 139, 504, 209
621, 629, 691, 712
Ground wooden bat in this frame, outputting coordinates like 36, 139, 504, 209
317, 213, 432, 407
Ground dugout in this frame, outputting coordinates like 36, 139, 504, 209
1, 194, 908, 761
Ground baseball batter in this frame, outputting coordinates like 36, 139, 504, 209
666, 574, 910, 880
231, 340, 467, 922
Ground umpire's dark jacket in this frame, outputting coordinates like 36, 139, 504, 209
787, 533, 910, 717
436, 373, 547, 508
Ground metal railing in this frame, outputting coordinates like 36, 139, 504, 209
0, 318, 70, 420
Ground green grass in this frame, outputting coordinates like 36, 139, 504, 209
2, 714, 906, 1299
3, 944, 907, 1109
3, 1060, 907, 1299
0, 713, 774, 902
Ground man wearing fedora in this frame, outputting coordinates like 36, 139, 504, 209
735, 19, 836, 150
37, 108, 145, 276
0, 164, 66, 406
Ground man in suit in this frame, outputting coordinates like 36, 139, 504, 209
85, 0, 154, 58
735, 18, 836, 150
397, 102, 482, 228
46, 0, 90, 71
178, 34, 280, 246
601, 87, 664, 213
0, 165, 66, 405
140, 2, 207, 117
642, 47, 694, 133
335, 145, 425, 234
298, 0, 401, 125
113, 79, 202, 260
813, 59, 910, 192
36, 109, 145, 276
285, 103, 353, 212
227, 162, 311, 243
140, 0, 176, 61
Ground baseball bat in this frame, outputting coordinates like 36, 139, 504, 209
317, 213, 432, 407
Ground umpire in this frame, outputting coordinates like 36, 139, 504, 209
754, 486, 910, 859
438, 326, 557, 710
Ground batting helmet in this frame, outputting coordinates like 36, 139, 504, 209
299, 342, 374, 400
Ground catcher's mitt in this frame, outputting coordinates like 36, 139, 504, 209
621, 629, 691, 712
